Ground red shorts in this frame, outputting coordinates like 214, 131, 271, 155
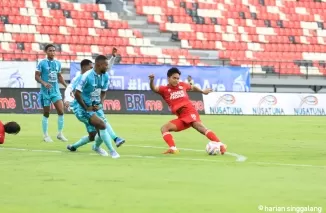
170, 108, 201, 132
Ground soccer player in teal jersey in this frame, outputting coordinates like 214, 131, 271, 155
69, 55, 120, 158
65, 55, 125, 156
35, 44, 68, 142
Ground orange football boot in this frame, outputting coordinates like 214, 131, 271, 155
220, 143, 227, 155
163, 148, 180, 154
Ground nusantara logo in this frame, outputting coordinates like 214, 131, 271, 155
253, 95, 284, 115
215, 94, 236, 105
299, 95, 318, 107
258, 95, 277, 107
210, 94, 242, 115
295, 95, 324, 115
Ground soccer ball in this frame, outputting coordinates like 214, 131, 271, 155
206, 141, 222, 155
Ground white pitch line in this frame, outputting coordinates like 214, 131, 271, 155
125, 144, 248, 162
0, 147, 227, 163
1, 147, 325, 169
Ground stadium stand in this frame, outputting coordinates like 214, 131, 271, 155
0, 0, 326, 75
135, 0, 326, 75
0, 0, 198, 66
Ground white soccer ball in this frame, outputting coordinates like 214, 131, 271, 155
206, 141, 222, 155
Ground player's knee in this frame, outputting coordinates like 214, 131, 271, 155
98, 120, 106, 130
56, 106, 64, 115
88, 132, 96, 141
160, 126, 166, 133
161, 124, 172, 133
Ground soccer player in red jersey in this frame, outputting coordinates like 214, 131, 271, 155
0, 121, 21, 144
149, 67, 227, 154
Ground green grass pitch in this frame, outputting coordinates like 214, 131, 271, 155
0, 114, 325, 213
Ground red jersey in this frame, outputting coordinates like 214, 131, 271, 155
158, 82, 194, 114
0, 121, 5, 144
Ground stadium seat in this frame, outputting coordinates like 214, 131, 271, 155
132, 0, 326, 74
0, 0, 325, 74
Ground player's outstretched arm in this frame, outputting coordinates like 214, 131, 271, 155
64, 86, 73, 101
107, 47, 117, 71
191, 85, 212, 95
149, 74, 159, 93
64, 85, 74, 109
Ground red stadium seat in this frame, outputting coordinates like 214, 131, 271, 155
0, 0, 325, 75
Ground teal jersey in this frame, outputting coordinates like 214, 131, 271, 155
70, 72, 83, 109
72, 74, 82, 91
36, 58, 62, 94
75, 69, 109, 107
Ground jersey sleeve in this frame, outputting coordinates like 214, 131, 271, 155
36, 60, 42, 72
158, 86, 166, 95
70, 72, 80, 86
0, 132, 4, 144
102, 75, 109, 92
64, 85, 74, 103
107, 56, 116, 72
76, 74, 88, 92
181, 82, 192, 91
0, 123, 5, 144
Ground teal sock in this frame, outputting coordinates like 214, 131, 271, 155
42, 116, 48, 136
99, 129, 114, 152
106, 122, 117, 140
72, 136, 90, 149
58, 115, 64, 132
94, 134, 103, 148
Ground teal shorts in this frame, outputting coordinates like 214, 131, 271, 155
39, 91, 62, 107
73, 104, 107, 133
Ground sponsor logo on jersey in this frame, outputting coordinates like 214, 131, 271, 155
170, 90, 185, 100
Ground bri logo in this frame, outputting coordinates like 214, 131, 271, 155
170, 90, 185, 100
299, 95, 318, 107
258, 95, 277, 107
215, 94, 235, 105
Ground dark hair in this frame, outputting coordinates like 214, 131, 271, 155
167, 67, 181, 77
4, 122, 20, 135
95, 55, 108, 63
44, 44, 55, 51
80, 59, 93, 69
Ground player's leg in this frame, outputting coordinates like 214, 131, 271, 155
40, 93, 53, 142
97, 110, 125, 147
67, 107, 95, 151
82, 123, 108, 156
89, 114, 119, 158
106, 121, 125, 147
191, 121, 227, 154
53, 97, 68, 141
92, 132, 109, 156
67, 131, 96, 151
191, 121, 220, 141
181, 112, 221, 142
67, 109, 108, 156
160, 119, 190, 154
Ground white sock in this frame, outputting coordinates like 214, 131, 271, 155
170, 146, 177, 150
